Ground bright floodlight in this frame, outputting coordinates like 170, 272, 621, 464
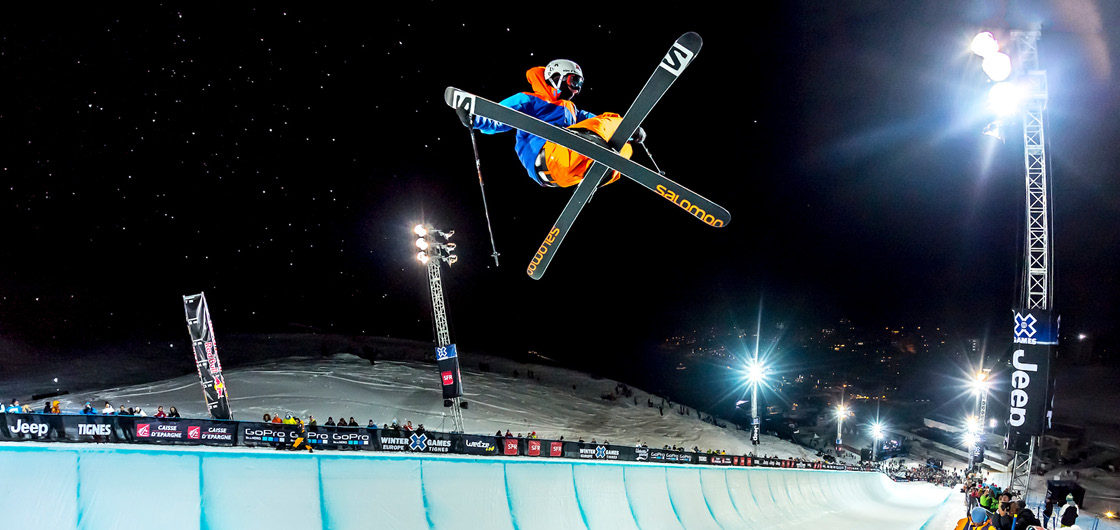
963, 431, 979, 447
414, 224, 428, 237
871, 422, 885, 440
988, 82, 1022, 116
415, 238, 429, 250
982, 52, 1012, 82
416, 251, 429, 264
965, 415, 981, 433
746, 360, 766, 384
971, 32, 999, 57
836, 404, 848, 418
971, 372, 990, 395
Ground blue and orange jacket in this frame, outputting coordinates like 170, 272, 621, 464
472, 66, 598, 184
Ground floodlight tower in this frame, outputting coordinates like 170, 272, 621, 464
414, 223, 465, 433
972, 25, 1052, 498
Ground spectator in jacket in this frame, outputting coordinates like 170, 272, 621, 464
1058, 494, 1078, 528
101, 402, 114, 415
81, 402, 95, 414
367, 420, 376, 428
348, 417, 358, 427
167, 407, 181, 418
325, 417, 336, 426
42, 402, 52, 414
51, 401, 61, 414
133, 407, 147, 417
1011, 500, 1040, 529
271, 414, 283, 424
307, 415, 317, 427
263, 413, 272, 423
154, 406, 167, 418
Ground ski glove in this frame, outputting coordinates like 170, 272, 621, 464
455, 105, 473, 128
630, 126, 647, 144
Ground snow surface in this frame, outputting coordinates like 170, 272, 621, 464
0, 443, 957, 530
0, 352, 975, 528
52, 353, 850, 459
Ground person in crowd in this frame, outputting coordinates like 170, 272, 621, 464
284, 414, 298, 425
1011, 500, 1040, 530
117, 405, 129, 415
168, 406, 181, 418
367, 420, 376, 428
1057, 493, 1078, 528
101, 401, 114, 415
81, 402, 96, 414
271, 414, 282, 424
416, 424, 426, 435
263, 413, 272, 423
991, 496, 1013, 530
154, 406, 167, 418
348, 417, 358, 427
133, 407, 147, 417
325, 417, 336, 426
307, 415, 317, 427
42, 401, 52, 414
339, 412, 348, 425
956, 505, 994, 529
505, 429, 512, 437
51, 400, 61, 413
404, 420, 414, 431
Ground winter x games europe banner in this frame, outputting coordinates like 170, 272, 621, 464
436, 344, 463, 399
1007, 308, 1056, 446
183, 293, 233, 420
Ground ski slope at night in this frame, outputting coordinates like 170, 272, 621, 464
0, 443, 957, 530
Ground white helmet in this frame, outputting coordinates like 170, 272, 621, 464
544, 59, 584, 97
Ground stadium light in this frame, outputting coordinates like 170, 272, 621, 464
982, 52, 1012, 82
416, 238, 429, 250
988, 82, 1023, 116
746, 359, 767, 385
971, 32, 1000, 58
414, 224, 428, 237
416, 251, 429, 264
971, 371, 990, 395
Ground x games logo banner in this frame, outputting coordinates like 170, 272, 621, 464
1013, 309, 1059, 345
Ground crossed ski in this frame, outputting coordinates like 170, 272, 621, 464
445, 32, 728, 279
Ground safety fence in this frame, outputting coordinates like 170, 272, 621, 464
1, 412, 870, 471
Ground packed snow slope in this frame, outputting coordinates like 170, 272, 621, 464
0, 443, 955, 530
51, 352, 841, 458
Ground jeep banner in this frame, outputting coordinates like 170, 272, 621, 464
1008, 308, 1054, 441
183, 293, 233, 420
1, 413, 117, 443
435, 344, 463, 399
130, 418, 236, 446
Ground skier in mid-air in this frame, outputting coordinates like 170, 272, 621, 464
456, 59, 645, 188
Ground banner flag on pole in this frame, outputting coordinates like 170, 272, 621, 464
183, 292, 233, 420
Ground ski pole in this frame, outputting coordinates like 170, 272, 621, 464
468, 126, 500, 267
637, 140, 665, 176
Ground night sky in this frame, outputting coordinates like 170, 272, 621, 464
1, 3, 1118, 376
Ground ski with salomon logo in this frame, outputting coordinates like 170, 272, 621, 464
445, 32, 724, 279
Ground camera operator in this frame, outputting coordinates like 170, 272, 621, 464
991, 494, 1014, 530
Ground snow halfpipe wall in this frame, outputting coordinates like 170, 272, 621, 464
0, 443, 954, 530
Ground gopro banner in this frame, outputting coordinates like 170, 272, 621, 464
239, 422, 301, 447
435, 344, 463, 399
306, 425, 375, 449
183, 293, 233, 420
1013, 309, 1059, 345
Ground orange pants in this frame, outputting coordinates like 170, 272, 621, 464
538, 113, 633, 188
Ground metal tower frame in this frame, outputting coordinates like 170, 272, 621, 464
1007, 26, 1050, 498
425, 255, 466, 433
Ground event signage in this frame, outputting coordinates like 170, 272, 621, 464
1007, 308, 1054, 442
435, 344, 463, 399
183, 293, 233, 420
0, 413, 880, 476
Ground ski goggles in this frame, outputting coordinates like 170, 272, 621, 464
563, 74, 584, 91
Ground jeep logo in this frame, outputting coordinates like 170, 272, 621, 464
10, 419, 49, 436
